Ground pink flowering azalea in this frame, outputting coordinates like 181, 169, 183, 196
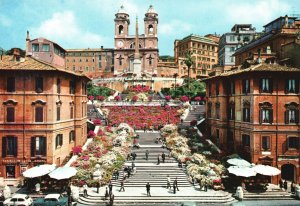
88, 130, 96, 138
195, 96, 201, 102
190, 119, 197, 126
72, 146, 82, 155
148, 96, 153, 102
152, 74, 157, 77
132, 95, 138, 102
93, 119, 102, 125
165, 95, 171, 101
115, 95, 121, 101
180, 95, 189, 102
88, 95, 94, 101
97, 95, 105, 101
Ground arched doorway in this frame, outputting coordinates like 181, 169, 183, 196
281, 164, 295, 181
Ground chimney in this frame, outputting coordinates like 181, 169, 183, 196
25, 30, 32, 56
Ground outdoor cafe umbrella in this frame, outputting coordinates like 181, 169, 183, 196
49, 166, 77, 180
253, 165, 281, 176
228, 166, 257, 177
23, 164, 56, 178
227, 158, 251, 167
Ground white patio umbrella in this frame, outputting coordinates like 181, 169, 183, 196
228, 166, 257, 177
227, 158, 251, 167
253, 165, 281, 176
49, 166, 77, 180
23, 164, 56, 178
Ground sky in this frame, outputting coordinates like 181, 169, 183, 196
0, 0, 299, 56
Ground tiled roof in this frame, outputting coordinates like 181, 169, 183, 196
0, 55, 90, 79
204, 63, 300, 80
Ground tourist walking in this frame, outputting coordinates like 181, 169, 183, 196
145, 150, 149, 160
96, 181, 100, 193
162, 152, 166, 163
146, 182, 151, 196
174, 177, 179, 191
83, 183, 88, 197
279, 179, 283, 189
109, 193, 114, 206
119, 179, 125, 192
131, 161, 135, 170
157, 155, 160, 165
173, 181, 176, 194
166, 175, 171, 189
109, 181, 113, 196
104, 187, 109, 200
284, 180, 288, 191
132, 152, 137, 161
291, 181, 295, 194
127, 167, 131, 178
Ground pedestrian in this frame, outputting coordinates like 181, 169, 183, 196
109, 181, 113, 196
132, 152, 137, 161
204, 181, 208, 192
145, 150, 149, 160
173, 181, 176, 194
104, 187, 109, 200
83, 183, 88, 197
132, 161, 135, 170
284, 179, 288, 191
116, 170, 119, 180
127, 154, 131, 161
119, 179, 125, 192
109, 193, 114, 206
174, 177, 179, 191
127, 167, 131, 178
167, 175, 171, 189
146, 182, 151, 196
144, 125, 146, 133
291, 181, 295, 194
279, 179, 283, 189
162, 152, 166, 163
198, 179, 203, 191
157, 155, 160, 165
96, 181, 100, 193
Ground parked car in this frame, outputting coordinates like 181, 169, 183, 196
3, 194, 33, 206
32, 194, 75, 206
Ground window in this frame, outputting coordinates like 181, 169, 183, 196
6, 107, 15, 122
228, 81, 235, 95
207, 102, 212, 118
7, 77, 15, 92
285, 102, 299, 124
230, 47, 235, 52
262, 136, 270, 150
31, 136, 46, 156
55, 134, 63, 148
285, 79, 299, 93
2, 136, 17, 157
32, 44, 39, 52
242, 134, 250, 147
57, 78, 61, 94
86, 59, 88, 62
216, 83, 219, 96
85, 67, 89, 71
56, 106, 61, 121
42, 44, 50, 52
228, 102, 235, 120
118, 25, 124, 34
69, 80, 75, 94
287, 137, 299, 149
230, 36, 235, 41
35, 107, 43, 122
70, 106, 74, 119
98, 62, 102, 68
35, 77, 43, 93
243, 101, 250, 122
69, 131, 75, 142
216, 102, 220, 119
259, 102, 273, 124
242, 79, 250, 94
260, 78, 272, 93
6, 165, 15, 178
148, 25, 154, 33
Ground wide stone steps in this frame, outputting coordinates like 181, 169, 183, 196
78, 193, 235, 205
243, 190, 294, 200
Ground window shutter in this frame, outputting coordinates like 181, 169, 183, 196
60, 135, 63, 146
295, 79, 299, 94
267, 137, 270, 149
2, 137, 7, 157
270, 109, 273, 123
259, 79, 262, 93
269, 78, 273, 93
13, 137, 18, 157
41, 137, 46, 156
55, 136, 58, 148
31, 137, 36, 157
242, 80, 245, 94
284, 110, 288, 124
284, 79, 289, 94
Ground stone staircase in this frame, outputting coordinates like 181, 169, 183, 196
243, 190, 294, 200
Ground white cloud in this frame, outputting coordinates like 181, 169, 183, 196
160, 20, 193, 35
31, 11, 109, 48
225, 0, 291, 25
0, 14, 12, 27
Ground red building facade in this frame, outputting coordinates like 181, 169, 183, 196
205, 63, 300, 184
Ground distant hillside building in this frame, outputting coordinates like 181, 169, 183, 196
218, 24, 257, 71
174, 34, 218, 78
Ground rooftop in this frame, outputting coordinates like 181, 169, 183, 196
0, 55, 90, 79
205, 63, 300, 80
66, 48, 113, 52
179, 34, 218, 45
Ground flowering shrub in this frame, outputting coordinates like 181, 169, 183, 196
97, 95, 105, 101
127, 84, 151, 93
165, 95, 171, 101
152, 74, 157, 77
190, 119, 197, 126
72, 146, 82, 155
195, 96, 201, 102
180, 95, 189, 102
88, 130, 96, 138
148, 96, 153, 102
114, 95, 121, 101
93, 119, 102, 125
88, 95, 94, 101
110, 91, 115, 95
132, 95, 138, 102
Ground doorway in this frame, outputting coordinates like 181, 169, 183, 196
281, 164, 295, 181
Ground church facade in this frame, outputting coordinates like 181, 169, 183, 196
114, 5, 159, 76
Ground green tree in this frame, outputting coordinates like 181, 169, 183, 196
183, 50, 194, 90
